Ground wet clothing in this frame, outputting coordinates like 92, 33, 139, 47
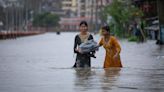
99, 36, 122, 68
73, 33, 95, 68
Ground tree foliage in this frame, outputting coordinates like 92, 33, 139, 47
101, 0, 143, 37
32, 12, 60, 27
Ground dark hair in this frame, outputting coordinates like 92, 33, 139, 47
79, 21, 88, 27
102, 25, 110, 33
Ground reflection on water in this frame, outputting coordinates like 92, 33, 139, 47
74, 68, 96, 91
73, 68, 121, 92
103, 68, 121, 77
101, 68, 121, 92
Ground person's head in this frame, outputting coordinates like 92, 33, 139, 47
79, 21, 88, 34
101, 25, 110, 36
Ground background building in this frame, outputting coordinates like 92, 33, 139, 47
60, 0, 112, 32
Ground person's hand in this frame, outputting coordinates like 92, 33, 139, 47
113, 53, 119, 61
76, 48, 83, 54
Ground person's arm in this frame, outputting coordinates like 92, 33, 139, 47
98, 37, 103, 47
113, 37, 121, 54
74, 35, 79, 54
88, 34, 96, 58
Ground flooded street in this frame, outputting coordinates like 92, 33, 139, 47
0, 33, 164, 92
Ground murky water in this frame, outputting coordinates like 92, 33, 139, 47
0, 33, 164, 92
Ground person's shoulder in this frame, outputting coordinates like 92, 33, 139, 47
74, 34, 80, 41
89, 34, 93, 37
87, 33, 93, 39
110, 36, 117, 40
88, 33, 93, 37
75, 34, 80, 38
110, 36, 115, 39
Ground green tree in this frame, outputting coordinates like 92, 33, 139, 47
101, 0, 143, 37
32, 12, 60, 28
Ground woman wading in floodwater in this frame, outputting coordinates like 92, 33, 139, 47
99, 25, 123, 68
73, 21, 95, 68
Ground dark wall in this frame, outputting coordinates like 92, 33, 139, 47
157, 0, 164, 24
